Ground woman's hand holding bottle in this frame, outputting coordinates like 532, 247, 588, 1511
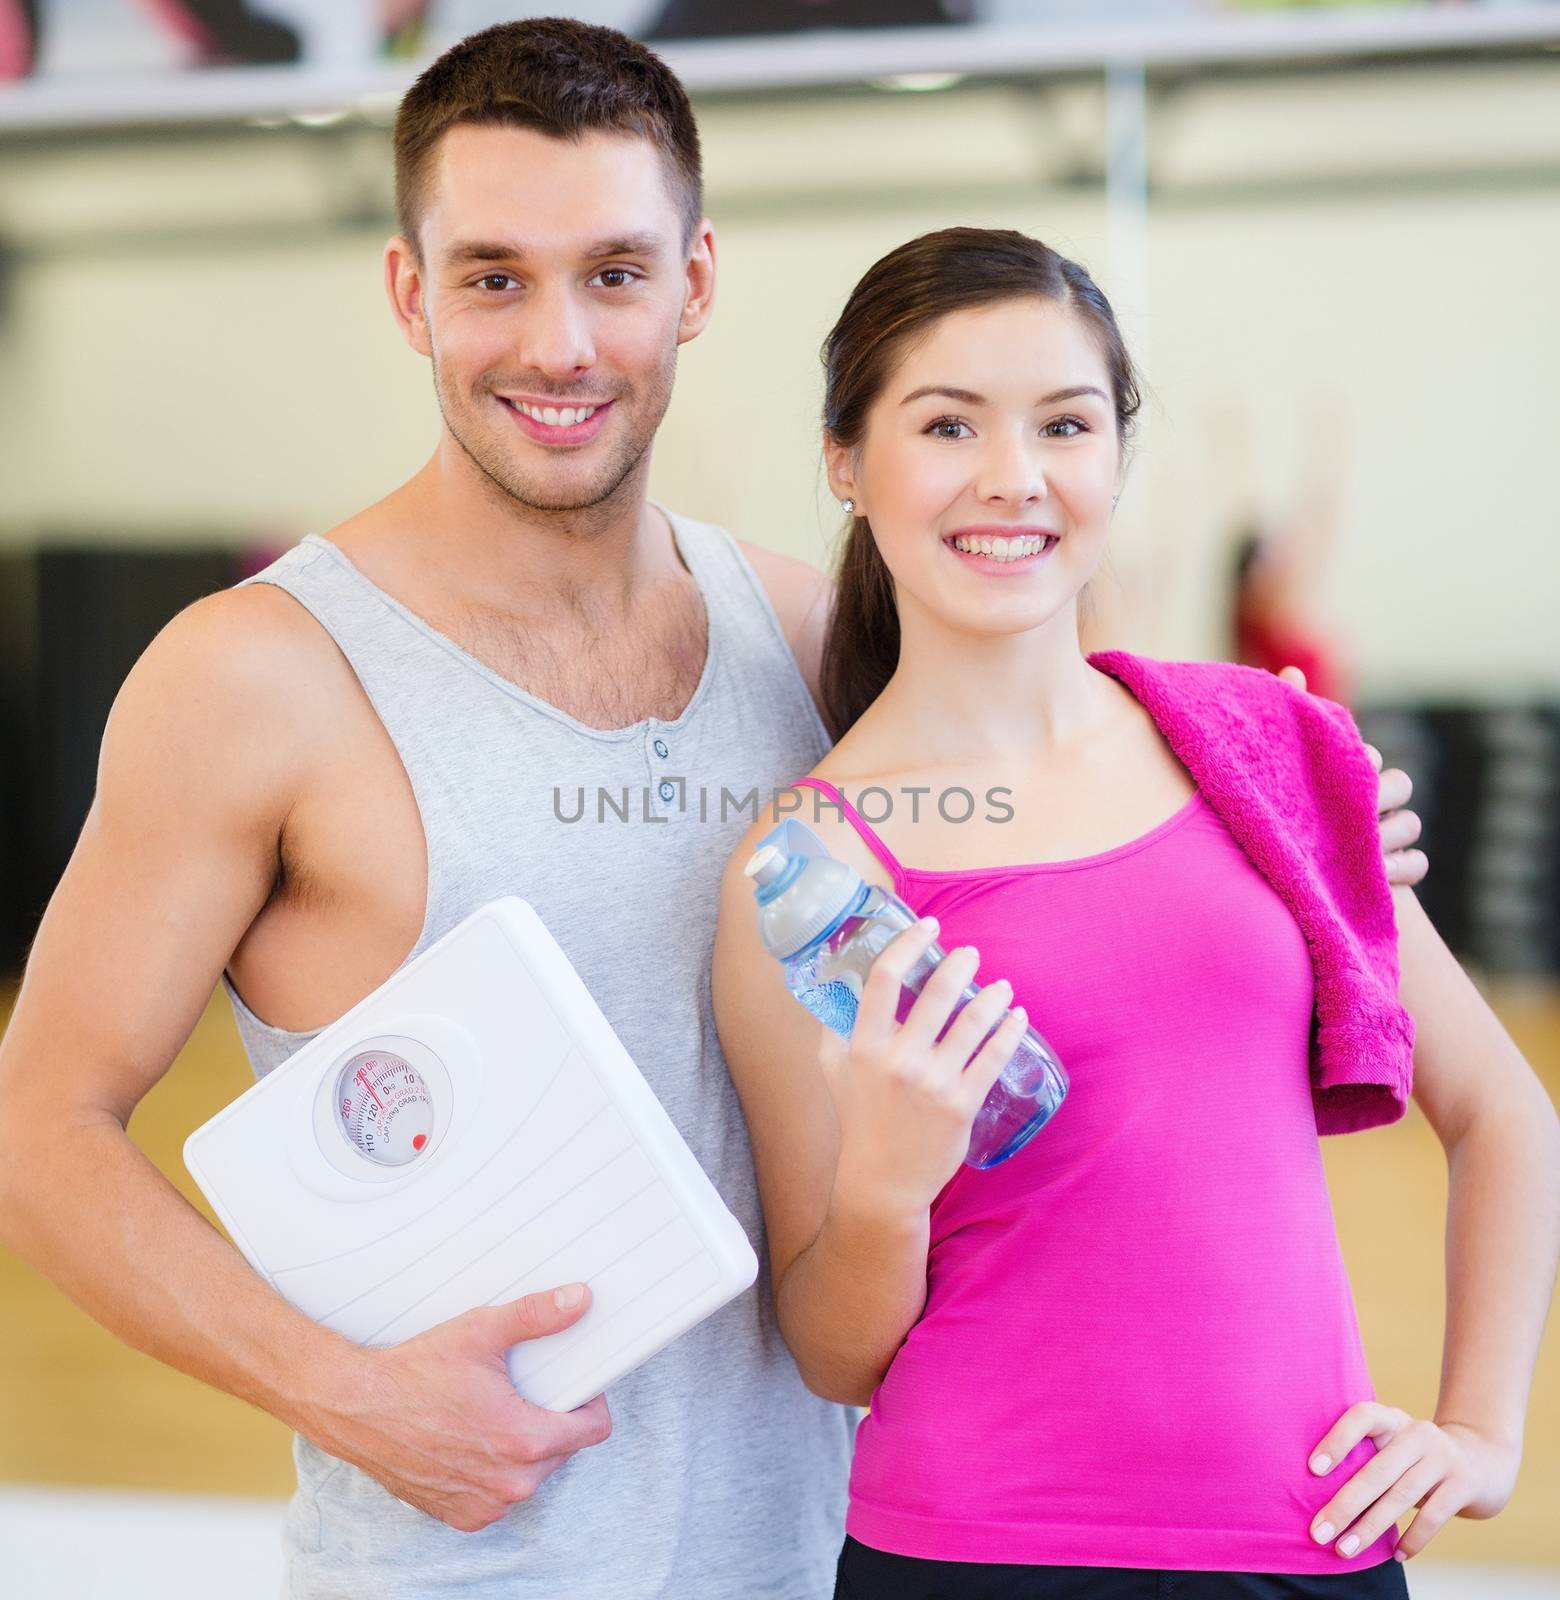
821, 915, 1030, 1215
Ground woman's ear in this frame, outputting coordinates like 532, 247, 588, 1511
823, 434, 859, 514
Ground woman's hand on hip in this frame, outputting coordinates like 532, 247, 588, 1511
822, 916, 1027, 1215
1306, 1400, 1520, 1562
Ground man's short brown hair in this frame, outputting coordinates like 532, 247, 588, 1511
393, 17, 704, 258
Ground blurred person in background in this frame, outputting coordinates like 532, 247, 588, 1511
0, 0, 38, 76
1227, 399, 1354, 705
713, 227, 1560, 1600
0, 0, 438, 78
645, 0, 973, 43
0, 0, 300, 78
1233, 528, 1351, 705
0, 16, 1428, 1600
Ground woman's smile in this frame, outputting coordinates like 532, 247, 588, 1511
943, 525, 1060, 575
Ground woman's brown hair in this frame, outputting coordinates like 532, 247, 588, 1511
818, 227, 1141, 741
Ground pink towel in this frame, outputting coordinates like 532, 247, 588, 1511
1090, 650, 1414, 1133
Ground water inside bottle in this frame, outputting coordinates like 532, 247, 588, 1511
796, 977, 860, 1034
761, 842, 1067, 1169
967, 1063, 1064, 1169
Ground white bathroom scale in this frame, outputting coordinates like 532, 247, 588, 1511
185, 898, 758, 1413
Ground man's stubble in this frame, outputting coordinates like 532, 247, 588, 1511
429, 339, 680, 519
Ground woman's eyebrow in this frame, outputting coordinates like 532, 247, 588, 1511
900, 385, 984, 407
898, 383, 1109, 406
1039, 385, 1110, 405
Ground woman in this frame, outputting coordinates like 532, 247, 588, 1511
711, 228, 1559, 1599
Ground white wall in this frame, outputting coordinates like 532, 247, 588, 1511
0, 60, 1555, 698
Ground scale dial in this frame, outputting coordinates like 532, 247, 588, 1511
335, 1049, 435, 1167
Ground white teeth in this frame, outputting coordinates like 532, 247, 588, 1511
950, 534, 1051, 561
514, 401, 598, 426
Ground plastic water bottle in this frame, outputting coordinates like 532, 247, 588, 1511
743, 819, 1067, 1170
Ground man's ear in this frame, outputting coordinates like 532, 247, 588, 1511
677, 219, 717, 347
384, 235, 433, 358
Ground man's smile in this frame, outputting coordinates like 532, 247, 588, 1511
496, 393, 616, 445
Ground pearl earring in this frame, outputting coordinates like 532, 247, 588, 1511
841, 498, 856, 515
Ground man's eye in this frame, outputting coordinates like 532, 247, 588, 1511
591, 268, 638, 289
927, 417, 972, 441
476, 274, 517, 292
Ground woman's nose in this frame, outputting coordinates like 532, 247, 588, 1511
976, 439, 1048, 508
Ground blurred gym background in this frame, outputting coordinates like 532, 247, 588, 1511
1, 2, 1557, 1595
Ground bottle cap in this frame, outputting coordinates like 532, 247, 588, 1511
745, 820, 866, 960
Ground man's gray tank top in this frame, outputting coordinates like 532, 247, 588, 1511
223, 507, 855, 1600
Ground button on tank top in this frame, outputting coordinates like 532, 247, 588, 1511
223, 510, 856, 1599
793, 777, 1398, 1575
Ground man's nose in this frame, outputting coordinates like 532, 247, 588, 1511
518, 284, 596, 380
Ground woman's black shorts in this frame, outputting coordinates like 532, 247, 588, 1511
834, 1536, 1412, 1600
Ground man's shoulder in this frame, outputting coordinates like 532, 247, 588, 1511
89, 578, 345, 848
164, 575, 335, 682
656, 504, 831, 636
732, 538, 833, 705
121, 572, 348, 756
733, 536, 828, 606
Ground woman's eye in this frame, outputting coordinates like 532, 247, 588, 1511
927, 417, 972, 441
1044, 416, 1087, 438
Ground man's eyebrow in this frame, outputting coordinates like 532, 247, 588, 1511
442, 233, 665, 266
898, 383, 1111, 407
444, 239, 525, 266
583, 232, 665, 259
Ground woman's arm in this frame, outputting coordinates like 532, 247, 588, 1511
1305, 886, 1560, 1563
711, 832, 1023, 1404
710, 840, 927, 1403
1399, 886, 1560, 1459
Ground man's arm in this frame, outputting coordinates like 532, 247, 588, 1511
0, 588, 608, 1531
738, 540, 834, 717
0, 589, 322, 1410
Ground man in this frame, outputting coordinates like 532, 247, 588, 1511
0, 17, 1426, 1598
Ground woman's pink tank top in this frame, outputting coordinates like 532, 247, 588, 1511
793, 777, 1398, 1574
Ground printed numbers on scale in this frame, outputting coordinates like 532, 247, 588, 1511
335, 1049, 436, 1166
